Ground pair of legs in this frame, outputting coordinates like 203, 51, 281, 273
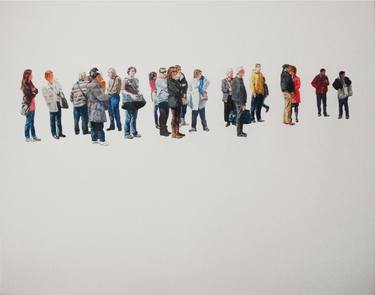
250, 94, 264, 122
317, 93, 329, 116
190, 108, 208, 131
158, 101, 170, 136
73, 105, 89, 134
154, 104, 159, 128
282, 92, 293, 124
90, 122, 105, 142
338, 97, 350, 118
49, 102, 64, 137
25, 111, 39, 140
224, 96, 235, 125
107, 94, 122, 130
291, 103, 299, 122
124, 109, 139, 137
235, 103, 246, 136
171, 105, 184, 138
180, 103, 188, 125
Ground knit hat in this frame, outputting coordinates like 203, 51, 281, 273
89, 67, 101, 79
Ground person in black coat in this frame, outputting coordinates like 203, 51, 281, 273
332, 71, 353, 119
280, 64, 295, 125
232, 66, 248, 137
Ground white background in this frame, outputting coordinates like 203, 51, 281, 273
0, 1, 374, 295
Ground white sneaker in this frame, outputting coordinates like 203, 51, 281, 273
25, 138, 32, 142
92, 140, 99, 144
99, 141, 109, 146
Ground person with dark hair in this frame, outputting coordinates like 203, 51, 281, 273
232, 66, 248, 137
332, 71, 353, 119
87, 67, 109, 146
42, 70, 67, 139
280, 64, 295, 125
156, 67, 171, 136
122, 66, 142, 139
188, 69, 210, 132
167, 66, 185, 139
175, 65, 188, 126
21, 69, 41, 142
106, 67, 122, 132
311, 68, 330, 117
149, 71, 159, 129
290, 66, 301, 123
250, 63, 266, 123
221, 68, 235, 127
70, 72, 90, 135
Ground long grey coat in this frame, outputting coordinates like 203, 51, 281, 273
87, 79, 108, 123
221, 78, 232, 103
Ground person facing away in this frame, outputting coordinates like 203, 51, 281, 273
122, 66, 142, 139
86, 67, 109, 146
106, 67, 122, 132
250, 63, 266, 123
290, 66, 301, 123
42, 70, 67, 139
149, 71, 159, 129
280, 64, 295, 125
332, 71, 353, 119
175, 64, 189, 126
221, 68, 235, 127
167, 66, 185, 139
21, 69, 41, 142
311, 68, 330, 117
188, 69, 210, 133
155, 67, 171, 137
70, 72, 90, 135
232, 66, 248, 137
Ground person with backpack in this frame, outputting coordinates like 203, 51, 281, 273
232, 66, 248, 137
42, 70, 67, 139
332, 71, 353, 119
106, 67, 122, 132
70, 72, 90, 135
149, 71, 159, 129
87, 67, 109, 146
280, 64, 295, 125
188, 69, 210, 133
21, 69, 41, 142
311, 68, 330, 117
290, 66, 301, 123
221, 68, 235, 127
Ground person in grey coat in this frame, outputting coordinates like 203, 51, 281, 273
221, 68, 235, 127
231, 66, 248, 137
87, 68, 109, 146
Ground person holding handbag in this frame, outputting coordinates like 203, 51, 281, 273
42, 70, 67, 139
70, 72, 90, 135
167, 66, 185, 139
332, 71, 353, 119
232, 66, 248, 137
21, 69, 41, 142
87, 68, 109, 146
188, 69, 210, 132
122, 66, 142, 139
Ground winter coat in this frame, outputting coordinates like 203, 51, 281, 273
42, 80, 64, 112
188, 76, 210, 111
291, 75, 301, 104
22, 81, 38, 112
70, 80, 89, 107
332, 77, 353, 99
311, 74, 329, 94
155, 77, 169, 104
280, 71, 295, 93
87, 79, 108, 123
167, 78, 182, 99
221, 78, 232, 103
250, 71, 265, 95
177, 73, 188, 96
231, 76, 247, 105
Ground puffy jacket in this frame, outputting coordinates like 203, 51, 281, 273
311, 74, 329, 94
70, 80, 89, 107
291, 75, 301, 103
280, 71, 295, 93
87, 79, 108, 123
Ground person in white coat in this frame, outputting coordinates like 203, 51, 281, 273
42, 70, 66, 139
188, 69, 210, 132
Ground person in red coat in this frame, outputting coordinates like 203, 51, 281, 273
311, 68, 330, 117
290, 66, 301, 123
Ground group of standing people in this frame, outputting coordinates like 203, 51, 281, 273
20, 64, 353, 142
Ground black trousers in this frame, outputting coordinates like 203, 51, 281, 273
235, 103, 244, 135
191, 108, 207, 129
292, 102, 299, 119
317, 93, 328, 115
338, 97, 349, 117
158, 101, 169, 132
250, 94, 263, 121
224, 96, 235, 122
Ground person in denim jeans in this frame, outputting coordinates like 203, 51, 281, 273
21, 69, 41, 142
106, 67, 122, 131
122, 67, 142, 139
70, 72, 89, 135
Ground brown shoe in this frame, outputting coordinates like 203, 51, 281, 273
177, 132, 185, 137
172, 133, 183, 139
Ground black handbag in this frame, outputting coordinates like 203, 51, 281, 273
121, 94, 146, 111
60, 95, 69, 109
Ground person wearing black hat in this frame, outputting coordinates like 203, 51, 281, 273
332, 71, 353, 119
280, 64, 295, 125
86, 68, 109, 146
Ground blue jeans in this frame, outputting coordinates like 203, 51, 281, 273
124, 109, 138, 136
73, 105, 89, 134
24, 111, 36, 139
191, 108, 208, 129
180, 104, 187, 120
91, 122, 105, 142
154, 104, 159, 126
49, 103, 62, 136
108, 94, 121, 129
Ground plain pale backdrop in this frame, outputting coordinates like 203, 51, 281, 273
0, 1, 374, 295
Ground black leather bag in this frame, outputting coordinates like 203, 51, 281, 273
121, 94, 146, 111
